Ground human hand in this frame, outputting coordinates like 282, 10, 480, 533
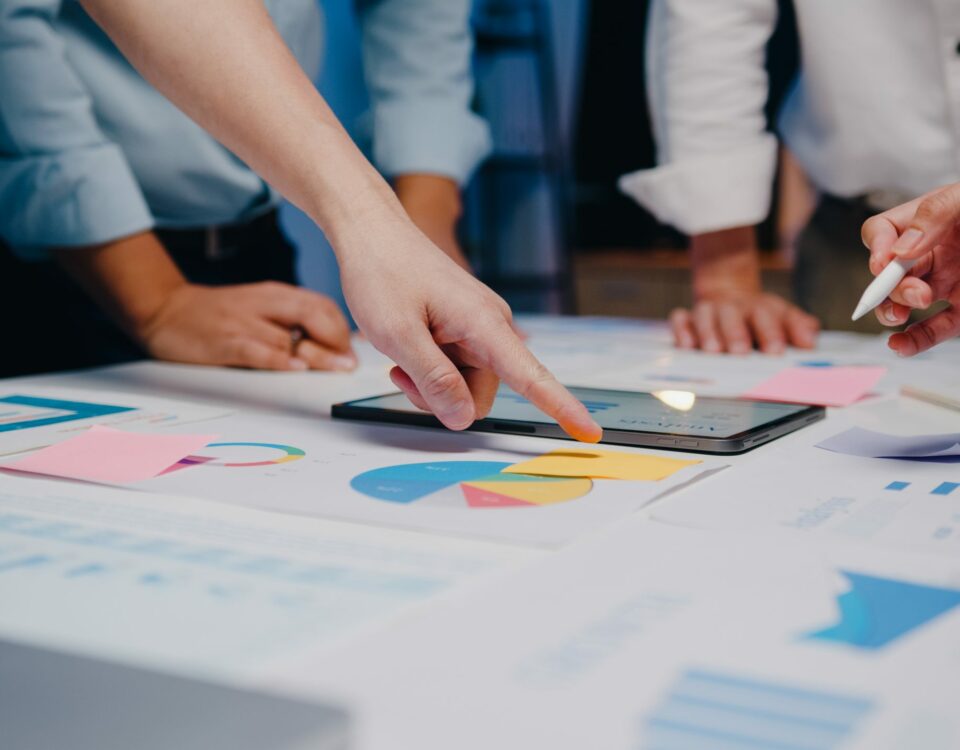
56, 232, 353, 372
395, 174, 472, 271
139, 282, 357, 371
862, 184, 960, 356
675, 227, 819, 354
670, 292, 820, 355
336, 212, 601, 441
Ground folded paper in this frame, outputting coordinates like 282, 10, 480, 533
817, 427, 960, 459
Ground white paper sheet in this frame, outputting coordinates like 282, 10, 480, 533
118, 413, 723, 547
0, 387, 232, 456
262, 521, 960, 750
653, 428, 960, 556
0, 474, 533, 682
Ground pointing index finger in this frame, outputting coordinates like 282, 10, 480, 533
482, 324, 602, 443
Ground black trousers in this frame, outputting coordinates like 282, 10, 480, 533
0, 211, 298, 378
793, 196, 886, 334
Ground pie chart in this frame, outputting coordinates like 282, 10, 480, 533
350, 461, 592, 509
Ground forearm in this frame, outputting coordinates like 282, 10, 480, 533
689, 227, 762, 298
79, 0, 403, 255
54, 232, 185, 338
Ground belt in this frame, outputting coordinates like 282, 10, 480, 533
156, 209, 280, 261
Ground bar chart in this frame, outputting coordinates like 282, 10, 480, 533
639, 669, 874, 749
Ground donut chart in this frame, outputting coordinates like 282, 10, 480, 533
350, 461, 592, 509
168, 442, 306, 472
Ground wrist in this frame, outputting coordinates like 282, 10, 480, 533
690, 227, 762, 300
299, 126, 409, 257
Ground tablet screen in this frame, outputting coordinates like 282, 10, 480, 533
347, 386, 808, 439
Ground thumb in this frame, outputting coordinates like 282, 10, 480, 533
892, 184, 960, 260
391, 330, 476, 431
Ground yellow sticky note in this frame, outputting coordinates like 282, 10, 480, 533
503, 449, 699, 481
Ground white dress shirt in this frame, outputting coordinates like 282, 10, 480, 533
619, 0, 960, 235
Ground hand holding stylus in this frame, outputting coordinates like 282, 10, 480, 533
861, 184, 960, 356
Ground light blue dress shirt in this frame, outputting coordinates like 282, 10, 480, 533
0, 0, 491, 258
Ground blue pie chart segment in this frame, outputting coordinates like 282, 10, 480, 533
350, 461, 514, 504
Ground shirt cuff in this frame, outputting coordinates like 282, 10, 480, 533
617, 136, 778, 235
370, 100, 493, 186
0, 143, 154, 260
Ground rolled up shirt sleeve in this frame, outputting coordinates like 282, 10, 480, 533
0, 0, 153, 258
618, 0, 779, 236
357, 0, 492, 185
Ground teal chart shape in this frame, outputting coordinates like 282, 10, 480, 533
0, 395, 133, 432
805, 571, 960, 650
351, 462, 515, 504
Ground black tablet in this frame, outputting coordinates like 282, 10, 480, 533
332, 386, 825, 454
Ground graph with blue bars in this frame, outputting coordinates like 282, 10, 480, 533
0, 512, 444, 598
639, 669, 874, 750
884, 480, 959, 496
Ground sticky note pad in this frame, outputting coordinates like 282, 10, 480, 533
3, 425, 217, 484
502, 449, 700, 481
743, 366, 886, 407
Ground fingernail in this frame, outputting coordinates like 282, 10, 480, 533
444, 400, 473, 429
887, 335, 912, 357
892, 228, 923, 255
883, 308, 900, 324
331, 354, 357, 372
289, 357, 309, 371
904, 289, 923, 307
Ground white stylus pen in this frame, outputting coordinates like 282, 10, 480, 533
851, 257, 919, 321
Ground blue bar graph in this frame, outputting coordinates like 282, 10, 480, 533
0, 512, 444, 595
883, 481, 960, 495
640, 669, 874, 750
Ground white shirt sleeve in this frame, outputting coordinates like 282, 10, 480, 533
618, 0, 780, 235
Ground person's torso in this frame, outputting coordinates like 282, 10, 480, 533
781, 0, 960, 200
56, 0, 323, 228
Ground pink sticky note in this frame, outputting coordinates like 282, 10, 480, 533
3, 425, 217, 484
743, 366, 887, 407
